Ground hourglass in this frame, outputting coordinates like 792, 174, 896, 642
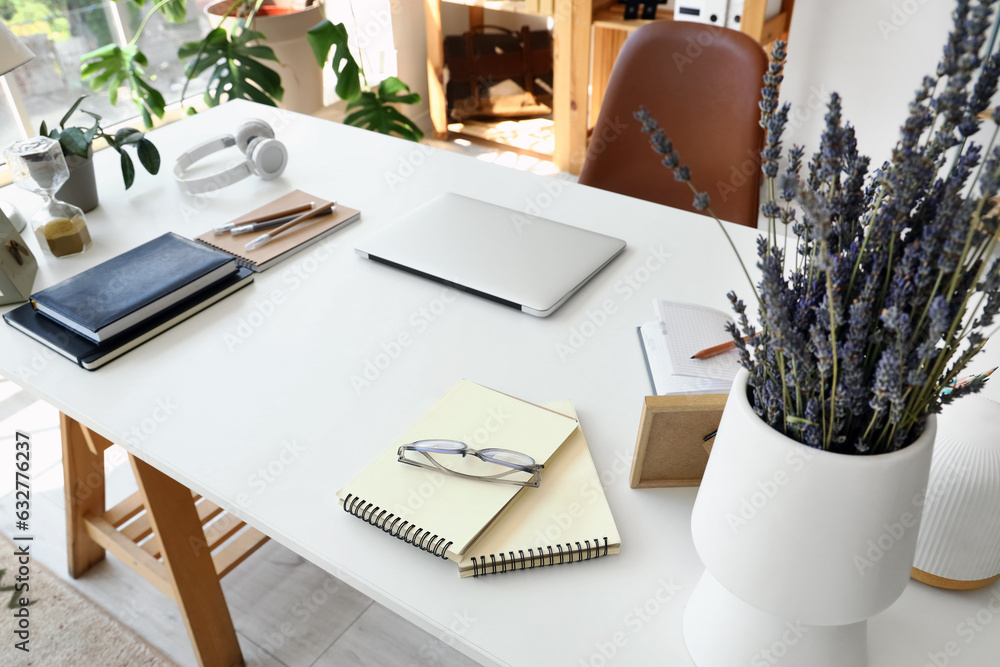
4, 137, 92, 258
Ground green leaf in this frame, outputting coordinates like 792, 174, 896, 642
306, 20, 361, 101
58, 95, 87, 129
80, 44, 164, 128
39, 120, 47, 137
114, 127, 143, 145
58, 127, 90, 159
120, 151, 135, 190
179, 25, 283, 109
344, 91, 424, 141
158, 0, 187, 23
136, 138, 160, 175
376, 77, 421, 106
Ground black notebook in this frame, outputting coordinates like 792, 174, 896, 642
30, 232, 236, 342
5, 267, 253, 370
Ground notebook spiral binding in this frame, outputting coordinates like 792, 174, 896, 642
470, 537, 610, 577
343, 494, 453, 559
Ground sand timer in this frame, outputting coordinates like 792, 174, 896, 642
4, 137, 92, 258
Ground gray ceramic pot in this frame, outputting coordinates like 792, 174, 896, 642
56, 147, 99, 213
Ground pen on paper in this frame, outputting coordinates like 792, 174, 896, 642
213, 201, 315, 235
245, 202, 337, 251
691, 336, 749, 360
230, 205, 334, 235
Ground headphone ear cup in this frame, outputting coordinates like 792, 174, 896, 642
246, 137, 288, 180
235, 118, 275, 153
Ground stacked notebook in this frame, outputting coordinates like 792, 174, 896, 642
638, 300, 740, 395
339, 380, 621, 578
3, 233, 253, 370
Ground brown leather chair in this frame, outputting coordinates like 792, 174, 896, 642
578, 22, 768, 228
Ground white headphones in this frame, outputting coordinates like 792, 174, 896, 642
173, 118, 288, 194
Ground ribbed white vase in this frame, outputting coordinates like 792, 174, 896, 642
685, 369, 937, 667
913, 395, 1000, 589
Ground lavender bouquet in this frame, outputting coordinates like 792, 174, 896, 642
639, 1, 1000, 455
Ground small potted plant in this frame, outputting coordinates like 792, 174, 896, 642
40, 96, 161, 212
635, 1, 1000, 664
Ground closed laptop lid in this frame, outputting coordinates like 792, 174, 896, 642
355, 193, 627, 316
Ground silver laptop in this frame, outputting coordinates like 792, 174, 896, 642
355, 193, 627, 317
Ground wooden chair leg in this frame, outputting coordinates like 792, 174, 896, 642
61, 412, 107, 577
130, 454, 244, 667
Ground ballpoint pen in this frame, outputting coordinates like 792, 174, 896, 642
230, 205, 334, 235
213, 201, 315, 235
245, 202, 337, 250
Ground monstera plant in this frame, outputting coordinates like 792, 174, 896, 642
79, 1, 423, 141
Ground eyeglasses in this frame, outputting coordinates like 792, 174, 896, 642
397, 439, 544, 487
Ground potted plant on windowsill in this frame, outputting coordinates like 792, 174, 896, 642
40, 96, 161, 213
204, 0, 326, 114
635, 1, 1000, 665
78, 0, 424, 141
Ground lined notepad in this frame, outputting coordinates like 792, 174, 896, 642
654, 300, 740, 381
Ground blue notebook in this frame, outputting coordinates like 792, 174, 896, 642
30, 232, 236, 342
5, 267, 253, 370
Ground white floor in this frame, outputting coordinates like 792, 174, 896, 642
0, 377, 478, 667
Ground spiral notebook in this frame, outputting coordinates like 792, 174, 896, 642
456, 401, 621, 577
338, 381, 621, 576
195, 190, 360, 272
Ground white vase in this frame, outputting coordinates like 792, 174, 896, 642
206, 0, 326, 114
912, 394, 1000, 589
685, 369, 936, 667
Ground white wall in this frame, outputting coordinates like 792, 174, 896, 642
779, 0, 956, 168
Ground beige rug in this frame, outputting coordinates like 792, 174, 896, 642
0, 531, 178, 666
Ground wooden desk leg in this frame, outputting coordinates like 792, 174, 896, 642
130, 455, 244, 667
425, 0, 449, 140
61, 412, 108, 577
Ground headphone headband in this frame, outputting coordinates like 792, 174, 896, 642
173, 119, 286, 194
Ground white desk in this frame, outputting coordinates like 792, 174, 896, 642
1, 100, 998, 666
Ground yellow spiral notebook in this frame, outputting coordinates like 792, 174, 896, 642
338, 380, 621, 577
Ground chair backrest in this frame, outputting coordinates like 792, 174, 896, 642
578, 22, 768, 228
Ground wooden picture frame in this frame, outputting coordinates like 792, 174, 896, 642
630, 393, 729, 488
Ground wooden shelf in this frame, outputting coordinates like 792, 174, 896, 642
443, 0, 547, 16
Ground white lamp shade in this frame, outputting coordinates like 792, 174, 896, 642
0, 20, 34, 76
